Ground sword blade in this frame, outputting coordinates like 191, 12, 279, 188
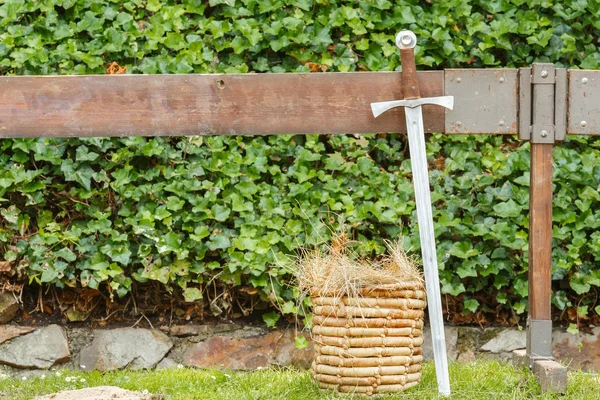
404, 106, 451, 396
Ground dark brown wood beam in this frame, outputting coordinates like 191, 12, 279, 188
0, 72, 446, 138
528, 142, 553, 321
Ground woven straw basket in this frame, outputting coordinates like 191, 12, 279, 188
310, 281, 426, 395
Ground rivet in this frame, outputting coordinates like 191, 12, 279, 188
499, 120, 505, 126
456, 77, 462, 83
456, 121, 462, 127
582, 77, 589, 84
540, 70, 549, 78
499, 77, 505, 83
581, 121, 588, 128
540, 130, 548, 138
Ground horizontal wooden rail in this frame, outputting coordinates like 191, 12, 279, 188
0, 72, 444, 138
0, 70, 523, 138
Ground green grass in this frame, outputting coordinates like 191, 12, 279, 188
0, 361, 598, 400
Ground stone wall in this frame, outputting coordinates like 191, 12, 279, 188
0, 321, 599, 377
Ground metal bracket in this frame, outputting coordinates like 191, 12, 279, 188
526, 318, 553, 367
445, 69, 518, 134
567, 70, 599, 135
519, 64, 567, 143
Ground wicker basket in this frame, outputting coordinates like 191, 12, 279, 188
310, 282, 426, 395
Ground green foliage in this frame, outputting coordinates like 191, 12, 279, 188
2, 0, 600, 75
1, 0, 600, 321
3, 361, 600, 400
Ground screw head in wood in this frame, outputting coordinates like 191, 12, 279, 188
540, 130, 548, 138
582, 77, 589, 84
581, 121, 588, 128
499, 77, 505, 83
540, 70, 549, 78
456, 121, 462, 127
456, 77, 462, 83
499, 120, 505, 126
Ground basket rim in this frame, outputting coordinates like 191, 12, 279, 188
310, 282, 425, 297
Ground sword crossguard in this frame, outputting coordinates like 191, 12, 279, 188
371, 96, 454, 118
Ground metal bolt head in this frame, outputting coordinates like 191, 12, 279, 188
582, 77, 589, 84
499, 120, 505, 126
456, 77, 462, 83
499, 77, 505, 83
396, 30, 417, 49
456, 121, 462, 127
581, 121, 588, 128
540, 70, 549, 78
540, 130, 548, 138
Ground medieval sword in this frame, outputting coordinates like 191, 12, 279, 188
371, 30, 453, 396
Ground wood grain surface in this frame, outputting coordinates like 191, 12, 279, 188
528, 143, 554, 320
0, 72, 445, 138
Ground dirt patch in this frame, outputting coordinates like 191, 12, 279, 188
34, 386, 161, 400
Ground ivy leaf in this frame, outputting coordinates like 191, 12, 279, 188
211, 204, 230, 222
567, 323, 579, 335
60, 160, 94, 190
208, 233, 231, 251
449, 241, 479, 259
164, 32, 186, 51
570, 277, 590, 295
76, 146, 99, 162
101, 243, 132, 265
183, 287, 203, 302
281, 301, 296, 314
262, 311, 280, 328
463, 298, 479, 314
493, 199, 522, 218
294, 336, 309, 349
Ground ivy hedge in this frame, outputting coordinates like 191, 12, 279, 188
1, 0, 600, 323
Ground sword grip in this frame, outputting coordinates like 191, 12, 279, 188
400, 48, 420, 100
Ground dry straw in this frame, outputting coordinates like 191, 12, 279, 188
296, 233, 426, 396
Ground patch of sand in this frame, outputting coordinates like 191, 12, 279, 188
34, 386, 161, 400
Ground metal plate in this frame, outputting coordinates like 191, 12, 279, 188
519, 68, 532, 140
445, 69, 518, 134
568, 70, 600, 135
527, 318, 553, 363
554, 68, 567, 141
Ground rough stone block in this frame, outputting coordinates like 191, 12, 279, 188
553, 326, 600, 371
0, 325, 35, 345
512, 349, 528, 369
0, 293, 18, 324
183, 329, 312, 370
78, 328, 172, 371
0, 325, 70, 369
481, 329, 526, 353
422, 326, 459, 361
34, 386, 156, 400
533, 359, 567, 393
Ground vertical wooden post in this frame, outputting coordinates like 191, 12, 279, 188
528, 143, 553, 321
526, 64, 556, 363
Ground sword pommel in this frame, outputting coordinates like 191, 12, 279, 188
396, 30, 420, 100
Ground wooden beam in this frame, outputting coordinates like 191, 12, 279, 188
0, 72, 445, 138
528, 143, 553, 320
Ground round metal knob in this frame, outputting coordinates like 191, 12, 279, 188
396, 30, 417, 49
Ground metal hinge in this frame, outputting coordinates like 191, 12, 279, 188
519, 63, 567, 143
